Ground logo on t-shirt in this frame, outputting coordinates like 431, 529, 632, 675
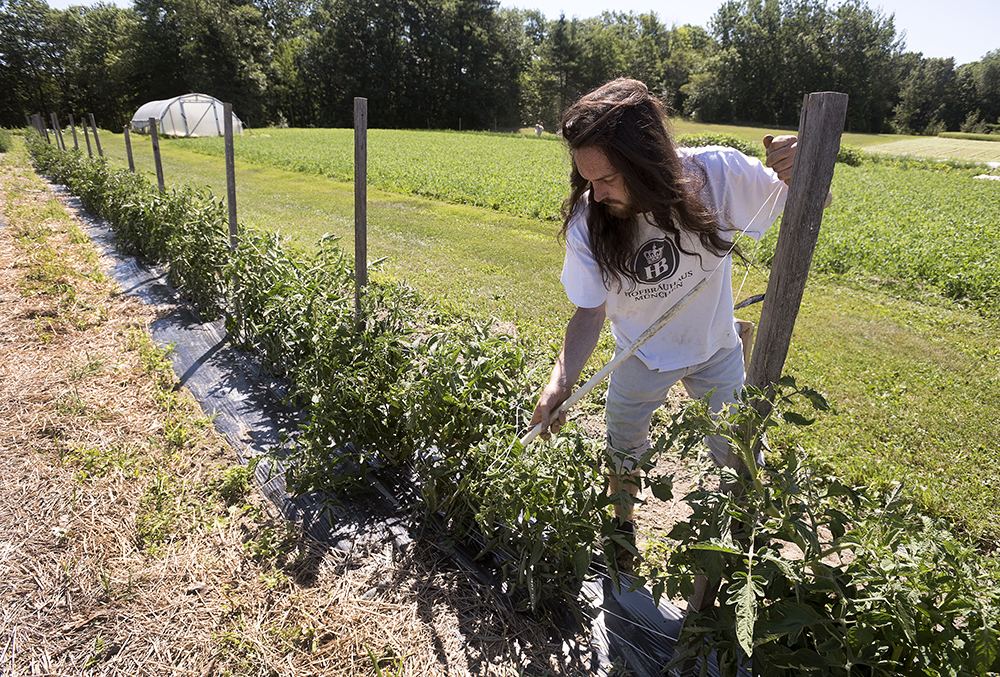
632, 238, 680, 284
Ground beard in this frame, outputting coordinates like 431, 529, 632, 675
591, 192, 638, 221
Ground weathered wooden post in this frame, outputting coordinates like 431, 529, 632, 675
746, 93, 848, 398
676, 91, 848, 677
82, 117, 93, 158
224, 103, 238, 252
123, 125, 135, 172
354, 97, 368, 326
150, 117, 165, 193
224, 102, 241, 339
69, 113, 79, 150
36, 114, 50, 143
88, 113, 103, 158
50, 113, 64, 150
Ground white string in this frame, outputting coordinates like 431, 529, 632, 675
732, 183, 784, 305
703, 180, 785, 301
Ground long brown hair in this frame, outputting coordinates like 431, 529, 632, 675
559, 78, 741, 289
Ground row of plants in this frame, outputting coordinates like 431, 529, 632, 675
940, 131, 1000, 142
26, 130, 609, 616
24, 131, 1000, 675
766, 159, 1000, 311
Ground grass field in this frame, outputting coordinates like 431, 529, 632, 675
865, 137, 1000, 163
69, 126, 1000, 543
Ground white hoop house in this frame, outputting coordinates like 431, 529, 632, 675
130, 93, 244, 137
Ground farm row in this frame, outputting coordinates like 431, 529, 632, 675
19, 127, 1000, 675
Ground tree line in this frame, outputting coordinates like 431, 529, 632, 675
2, 0, 998, 136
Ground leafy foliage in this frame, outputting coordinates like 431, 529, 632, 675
29, 132, 230, 318
761, 161, 1000, 313
640, 381, 1000, 676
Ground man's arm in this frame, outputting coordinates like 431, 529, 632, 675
529, 303, 606, 439
763, 134, 834, 207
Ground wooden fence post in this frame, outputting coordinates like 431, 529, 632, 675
224, 103, 238, 252
88, 113, 104, 158
150, 117, 165, 193
746, 92, 849, 399
675, 91, 848, 677
224, 102, 241, 339
354, 97, 368, 326
123, 125, 135, 172
69, 113, 79, 150
56, 114, 67, 150
37, 114, 51, 143
82, 117, 93, 158
50, 113, 64, 150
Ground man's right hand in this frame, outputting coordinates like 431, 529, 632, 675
528, 383, 571, 440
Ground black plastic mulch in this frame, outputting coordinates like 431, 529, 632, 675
51, 184, 741, 677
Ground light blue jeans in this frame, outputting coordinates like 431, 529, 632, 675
605, 340, 745, 469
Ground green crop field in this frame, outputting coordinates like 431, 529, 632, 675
87, 126, 1000, 542
179, 129, 571, 221
865, 137, 1000, 163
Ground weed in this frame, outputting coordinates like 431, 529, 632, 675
135, 473, 211, 550
366, 644, 407, 677
211, 464, 254, 505
244, 523, 297, 562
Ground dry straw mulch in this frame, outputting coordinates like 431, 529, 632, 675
0, 147, 582, 676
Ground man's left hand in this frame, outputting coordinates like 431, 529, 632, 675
763, 134, 797, 185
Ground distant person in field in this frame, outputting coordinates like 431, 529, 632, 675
528, 77, 817, 571
535, 122, 545, 136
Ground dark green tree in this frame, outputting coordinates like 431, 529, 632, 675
543, 14, 584, 121
662, 24, 715, 114
0, 0, 62, 126
132, 0, 273, 127
966, 49, 1000, 129
55, 3, 141, 130
892, 56, 962, 134
829, 0, 901, 132
710, 0, 785, 124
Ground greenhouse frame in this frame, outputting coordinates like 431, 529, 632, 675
130, 93, 244, 137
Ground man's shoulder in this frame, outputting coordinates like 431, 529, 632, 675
679, 144, 769, 184
678, 144, 744, 165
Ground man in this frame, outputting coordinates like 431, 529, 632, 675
528, 78, 806, 569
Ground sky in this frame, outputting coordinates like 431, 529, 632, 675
41, 0, 999, 67
497, 0, 999, 66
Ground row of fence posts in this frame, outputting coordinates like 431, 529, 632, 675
28, 99, 371, 326
27, 112, 104, 159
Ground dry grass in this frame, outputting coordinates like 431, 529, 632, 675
0, 145, 582, 676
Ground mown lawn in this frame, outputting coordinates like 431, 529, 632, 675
82, 126, 1000, 542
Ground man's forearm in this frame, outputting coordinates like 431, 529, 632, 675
549, 304, 606, 392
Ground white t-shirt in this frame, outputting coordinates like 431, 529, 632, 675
561, 146, 788, 372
